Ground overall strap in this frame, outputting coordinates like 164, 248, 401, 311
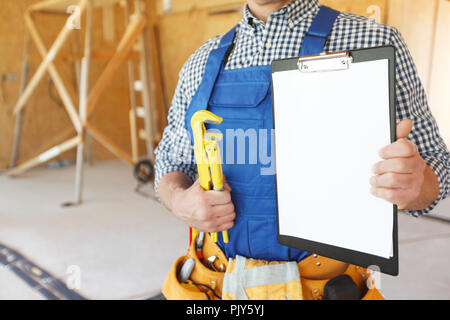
300, 6, 339, 57
192, 26, 237, 109
185, 26, 237, 143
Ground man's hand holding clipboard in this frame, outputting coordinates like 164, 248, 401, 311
370, 119, 439, 211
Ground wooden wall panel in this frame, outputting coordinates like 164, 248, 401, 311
156, 0, 245, 15
0, 1, 148, 171
428, 0, 450, 146
387, 0, 450, 147
156, 0, 387, 18
0, 1, 76, 170
83, 4, 144, 163
158, 7, 242, 107
387, 0, 439, 91
321, 0, 387, 22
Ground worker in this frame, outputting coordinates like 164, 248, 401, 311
155, 0, 450, 300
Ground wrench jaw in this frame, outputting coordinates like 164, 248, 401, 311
190, 110, 223, 133
204, 119, 221, 125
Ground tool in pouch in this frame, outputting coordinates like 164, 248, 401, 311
190, 110, 229, 245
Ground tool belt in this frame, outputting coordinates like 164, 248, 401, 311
162, 233, 384, 300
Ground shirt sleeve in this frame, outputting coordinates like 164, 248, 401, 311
153, 62, 197, 195
389, 27, 450, 217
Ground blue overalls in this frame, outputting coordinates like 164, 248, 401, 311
185, 6, 340, 262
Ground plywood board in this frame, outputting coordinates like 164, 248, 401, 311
0, 0, 76, 170
0, 0, 147, 170
156, 0, 387, 20
321, 0, 387, 22
29, 0, 121, 13
157, 8, 241, 106
428, 0, 450, 147
387, 0, 439, 90
156, 0, 245, 15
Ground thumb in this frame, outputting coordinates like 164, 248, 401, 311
396, 119, 413, 140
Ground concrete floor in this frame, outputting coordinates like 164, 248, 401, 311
0, 160, 187, 300
0, 160, 449, 300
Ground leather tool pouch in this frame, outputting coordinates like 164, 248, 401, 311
162, 234, 384, 300
162, 233, 227, 300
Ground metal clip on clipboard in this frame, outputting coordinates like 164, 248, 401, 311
298, 51, 353, 73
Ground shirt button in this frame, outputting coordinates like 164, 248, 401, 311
288, 20, 295, 29
265, 41, 272, 49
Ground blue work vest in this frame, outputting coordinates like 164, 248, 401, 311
185, 6, 340, 261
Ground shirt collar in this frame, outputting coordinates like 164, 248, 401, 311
240, 0, 320, 31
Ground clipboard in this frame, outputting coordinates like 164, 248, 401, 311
271, 46, 398, 276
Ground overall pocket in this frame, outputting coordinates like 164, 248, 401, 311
207, 81, 272, 186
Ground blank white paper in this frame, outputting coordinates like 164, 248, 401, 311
273, 59, 393, 259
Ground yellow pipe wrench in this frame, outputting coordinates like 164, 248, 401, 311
191, 110, 229, 243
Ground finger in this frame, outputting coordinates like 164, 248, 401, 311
379, 138, 418, 159
214, 221, 235, 233
370, 187, 412, 207
396, 119, 413, 140
211, 202, 235, 217
206, 223, 235, 233
215, 210, 236, 223
209, 216, 235, 233
372, 158, 416, 174
201, 212, 235, 233
204, 189, 232, 205
370, 173, 413, 189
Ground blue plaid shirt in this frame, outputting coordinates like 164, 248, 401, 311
155, 0, 450, 216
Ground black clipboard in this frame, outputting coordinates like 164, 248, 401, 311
271, 46, 398, 276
